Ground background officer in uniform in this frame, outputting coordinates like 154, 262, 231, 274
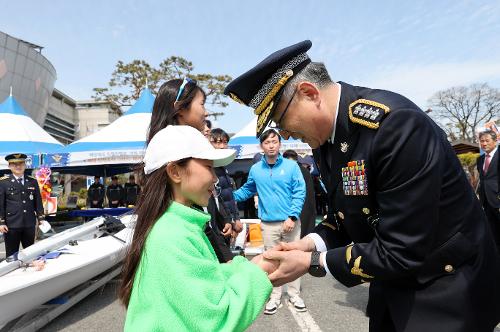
224, 40, 500, 331
87, 175, 105, 208
123, 174, 140, 206
106, 175, 124, 208
0, 153, 45, 258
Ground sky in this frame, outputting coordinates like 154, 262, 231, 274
2, 0, 500, 133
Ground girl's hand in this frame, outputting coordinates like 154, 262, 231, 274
251, 254, 279, 275
222, 223, 232, 237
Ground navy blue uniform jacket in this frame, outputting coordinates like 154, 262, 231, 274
0, 174, 44, 228
313, 82, 500, 331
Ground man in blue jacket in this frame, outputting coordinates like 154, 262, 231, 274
234, 129, 306, 315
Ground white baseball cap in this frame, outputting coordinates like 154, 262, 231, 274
143, 125, 236, 175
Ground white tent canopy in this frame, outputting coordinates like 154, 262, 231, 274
229, 117, 312, 159
45, 89, 155, 174
0, 95, 63, 170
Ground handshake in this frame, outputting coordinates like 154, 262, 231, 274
250, 237, 317, 287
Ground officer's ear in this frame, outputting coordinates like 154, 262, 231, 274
297, 82, 321, 106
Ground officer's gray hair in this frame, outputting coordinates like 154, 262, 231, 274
479, 129, 497, 141
281, 62, 333, 100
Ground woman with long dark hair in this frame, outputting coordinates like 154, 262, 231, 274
120, 126, 275, 331
142, 78, 234, 262
147, 78, 207, 144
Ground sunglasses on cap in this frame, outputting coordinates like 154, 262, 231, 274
175, 77, 196, 102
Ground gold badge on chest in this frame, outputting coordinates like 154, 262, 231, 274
341, 160, 368, 196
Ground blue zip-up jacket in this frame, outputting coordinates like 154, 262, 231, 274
233, 154, 306, 222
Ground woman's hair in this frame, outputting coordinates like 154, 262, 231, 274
119, 158, 190, 306
282, 149, 298, 160
210, 128, 229, 142
147, 78, 206, 144
135, 78, 206, 192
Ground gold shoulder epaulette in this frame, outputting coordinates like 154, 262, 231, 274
0, 175, 9, 181
348, 99, 390, 129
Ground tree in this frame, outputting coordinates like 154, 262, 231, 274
92, 57, 232, 117
456, 152, 480, 189
428, 83, 500, 142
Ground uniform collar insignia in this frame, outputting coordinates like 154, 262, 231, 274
340, 142, 349, 153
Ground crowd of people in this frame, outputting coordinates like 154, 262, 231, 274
1, 39, 499, 331
87, 174, 140, 208
120, 40, 499, 332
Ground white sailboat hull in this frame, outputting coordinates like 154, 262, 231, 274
0, 215, 135, 326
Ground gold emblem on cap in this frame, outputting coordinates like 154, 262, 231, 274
362, 208, 370, 215
14, 154, 21, 158
229, 92, 245, 105
256, 101, 274, 134
254, 71, 294, 116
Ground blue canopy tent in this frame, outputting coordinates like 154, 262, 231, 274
0, 93, 64, 171
45, 89, 155, 176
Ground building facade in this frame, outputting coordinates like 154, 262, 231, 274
0, 31, 56, 125
0, 31, 122, 145
46, 90, 122, 144
75, 100, 121, 139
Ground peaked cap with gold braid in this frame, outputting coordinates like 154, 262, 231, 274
224, 40, 312, 137
5, 153, 27, 163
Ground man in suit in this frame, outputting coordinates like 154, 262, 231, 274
0, 153, 45, 258
477, 129, 500, 251
224, 40, 500, 331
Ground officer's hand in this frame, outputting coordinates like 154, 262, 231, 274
251, 254, 279, 276
0, 225, 8, 233
272, 237, 316, 252
282, 218, 295, 233
264, 250, 311, 286
222, 223, 232, 237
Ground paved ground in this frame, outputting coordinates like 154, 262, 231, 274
2, 240, 500, 332
38, 275, 370, 332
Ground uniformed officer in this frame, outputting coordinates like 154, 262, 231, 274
123, 175, 140, 206
87, 176, 105, 208
106, 176, 124, 208
224, 40, 500, 331
0, 153, 45, 259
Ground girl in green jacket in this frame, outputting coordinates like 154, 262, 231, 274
120, 125, 275, 332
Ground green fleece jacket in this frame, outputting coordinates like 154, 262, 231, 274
125, 201, 272, 332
